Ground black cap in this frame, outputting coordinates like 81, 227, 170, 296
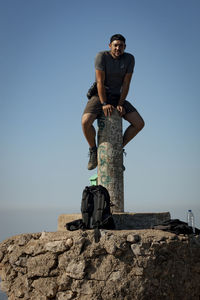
110, 34, 126, 44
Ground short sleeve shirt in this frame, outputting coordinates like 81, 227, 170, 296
95, 51, 135, 95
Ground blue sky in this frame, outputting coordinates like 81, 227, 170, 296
0, 0, 200, 241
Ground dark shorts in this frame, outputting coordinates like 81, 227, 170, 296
83, 95, 137, 117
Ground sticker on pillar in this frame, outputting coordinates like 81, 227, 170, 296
99, 172, 111, 186
98, 145, 107, 166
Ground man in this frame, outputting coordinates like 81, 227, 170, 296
82, 34, 144, 170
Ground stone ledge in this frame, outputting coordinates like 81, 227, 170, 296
57, 212, 171, 231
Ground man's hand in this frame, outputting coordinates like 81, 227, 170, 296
102, 104, 114, 117
117, 105, 125, 116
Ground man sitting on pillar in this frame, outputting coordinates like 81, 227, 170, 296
82, 34, 145, 170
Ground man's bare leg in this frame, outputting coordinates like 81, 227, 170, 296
82, 113, 98, 170
82, 113, 97, 148
123, 111, 145, 147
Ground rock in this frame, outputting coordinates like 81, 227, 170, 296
57, 273, 72, 291
7, 245, 15, 253
44, 240, 71, 253
0, 264, 17, 281
27, 253, 56, 277
109, 270, 121, 281
65, 259, 86, 280
88, 254, 116, 281
0, 250, 4, 261
32, 277, 57, 298
25, 291, 48, 300
24, 240, 45, 256
66, 238, 73, 248
0, 230, 200, 299
127, 234, 141, 243
15, 256, 27, 267
0, 280, 10, 293
104, 240, 117, 254
57, 291, 74, 300
134, 267, 143, 276
131, 243, 142, 256
40, 231, 47, 239
17, 235, 32, 246
74, 237, 86, 254
9, 248, 23, 265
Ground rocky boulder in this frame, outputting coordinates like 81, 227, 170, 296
0, 229, 200, 299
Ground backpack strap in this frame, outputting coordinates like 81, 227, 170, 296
96, 189, 105, 223
94, 227, 101, 243
81, 187, 93, 228
66, 219, 84, 231
91, 187, 104, 225
92, 187, 106, 243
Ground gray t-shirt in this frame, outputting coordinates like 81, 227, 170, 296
95, 51, 135, 95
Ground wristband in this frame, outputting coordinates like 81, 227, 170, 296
102, 102, 107, 106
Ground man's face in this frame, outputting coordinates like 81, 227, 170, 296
109, 40, 126, 58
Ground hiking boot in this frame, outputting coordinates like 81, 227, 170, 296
87, 146, 98, 170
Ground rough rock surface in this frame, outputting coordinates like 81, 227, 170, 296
0, 230, 200, 300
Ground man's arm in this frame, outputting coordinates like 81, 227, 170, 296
96, 69, 107, 104
96, 69, 114, 116
118, 73, 133, 106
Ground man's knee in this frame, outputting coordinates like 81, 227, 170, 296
124, 111, 145, 132
136, 118, 145, 131
82, 113, 96, 129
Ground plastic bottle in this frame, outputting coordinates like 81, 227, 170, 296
187, 209, 195, 233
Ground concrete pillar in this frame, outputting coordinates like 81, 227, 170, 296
97, 109, 124, 212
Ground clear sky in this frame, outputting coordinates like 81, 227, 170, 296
0, 0, 200, 242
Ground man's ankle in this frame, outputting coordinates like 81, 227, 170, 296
90, 146, 97, 151
88, 146, 98, 170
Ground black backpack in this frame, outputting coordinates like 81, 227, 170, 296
66, 185, 115, 242
81, 185, 115, 229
